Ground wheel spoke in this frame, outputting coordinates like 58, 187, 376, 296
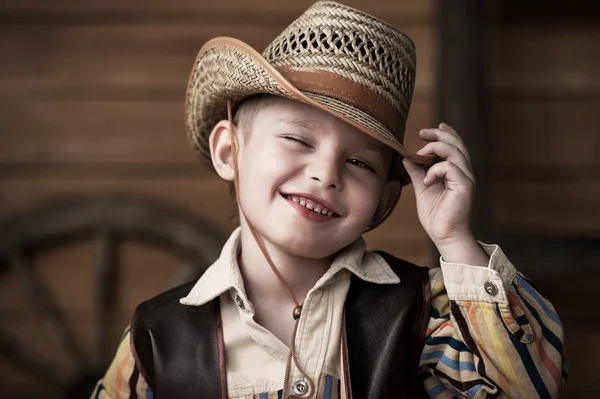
0, 328, 62, 385
9, 251, 87, 369
95, 229, 118, 365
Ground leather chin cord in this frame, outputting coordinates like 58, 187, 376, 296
227, 100, 315, 399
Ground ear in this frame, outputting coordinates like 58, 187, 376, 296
372, 179, 402, 226
209, 120, 237, 181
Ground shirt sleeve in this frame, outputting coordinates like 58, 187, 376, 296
419, 243, 567, 399
90, 327, 153, 399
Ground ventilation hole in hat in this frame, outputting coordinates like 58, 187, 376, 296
387, 56, 396, 74
355, 37, 363, 48
321, 33, 330, 50
387, 64, 394, 75
330, 32, 341, 49
298, 32, 308, 50
366, 42, 375, 59
341, 34, 350, 49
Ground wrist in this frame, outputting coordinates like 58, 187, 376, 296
433, 235, 489, 267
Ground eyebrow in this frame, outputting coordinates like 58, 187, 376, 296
279, 116, 387, 156
278, 116, 316, 131
361, 145, 385, 156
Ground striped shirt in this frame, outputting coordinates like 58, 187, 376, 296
92, 228, 567, 398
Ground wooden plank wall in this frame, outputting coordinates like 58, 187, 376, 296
487, 8, 600, 233
0, 0, 597, 396
486, 2, 600, 398
0, 1, 434, 394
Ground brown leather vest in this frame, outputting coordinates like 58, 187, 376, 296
131, 252, 431, 398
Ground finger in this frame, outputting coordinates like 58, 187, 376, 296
424, 160, 475, 192
439, 122, 458, 137
417, 142, 475, 183
419, 128, 471, 165
419, 128, 464, 147
402, 158, 427, 192
419, 124, 460, 141
438, 123, 474, 164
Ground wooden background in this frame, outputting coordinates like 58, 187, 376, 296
0, 0, 598, 397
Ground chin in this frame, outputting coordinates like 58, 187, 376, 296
282, 238, 338, 259
266, 223, 360, 259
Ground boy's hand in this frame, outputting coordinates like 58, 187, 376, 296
402, 123, 488, 266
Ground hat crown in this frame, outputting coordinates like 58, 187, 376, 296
262, 1, 416, 125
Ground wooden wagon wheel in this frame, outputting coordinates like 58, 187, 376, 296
0, 195, 227, 398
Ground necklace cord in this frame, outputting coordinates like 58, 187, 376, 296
227, 100, 315, 398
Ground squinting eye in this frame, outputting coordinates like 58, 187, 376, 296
283, 135, 311, 147
347, 158, 374, 171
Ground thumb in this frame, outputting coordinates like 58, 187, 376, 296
402, 158, 426, 192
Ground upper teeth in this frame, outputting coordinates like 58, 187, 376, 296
288, 195, 334, 217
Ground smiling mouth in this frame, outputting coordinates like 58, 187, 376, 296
281, 194, 338, 217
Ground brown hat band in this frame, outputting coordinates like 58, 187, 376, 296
276, 67, 406, 140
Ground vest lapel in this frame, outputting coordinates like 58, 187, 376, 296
131, 283, 228, 398
343, 252, 430, 399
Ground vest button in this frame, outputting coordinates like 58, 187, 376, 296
235, 294, 245, 310
293, 380, 308, 395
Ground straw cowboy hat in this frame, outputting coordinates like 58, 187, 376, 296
185, 0, 436, 227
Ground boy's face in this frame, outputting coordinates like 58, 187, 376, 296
211, 97, 398, 259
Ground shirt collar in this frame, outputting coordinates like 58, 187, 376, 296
180, 227, 400, 307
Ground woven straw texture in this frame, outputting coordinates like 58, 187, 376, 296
263, 1, 416, 125
185, 0, 418, 167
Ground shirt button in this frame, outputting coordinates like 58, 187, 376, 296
293, 380, 308, 396
484, 281, 498, 296
235, 294, 245, 310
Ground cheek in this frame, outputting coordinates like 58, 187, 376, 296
347, 176, 385, 216
238, 143, 300, 192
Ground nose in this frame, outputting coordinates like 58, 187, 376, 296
307, 156, 342, 189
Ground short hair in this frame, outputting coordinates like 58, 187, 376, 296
233, 94, 279, 137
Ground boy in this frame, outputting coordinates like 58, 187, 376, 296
93, 1, 566, 398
